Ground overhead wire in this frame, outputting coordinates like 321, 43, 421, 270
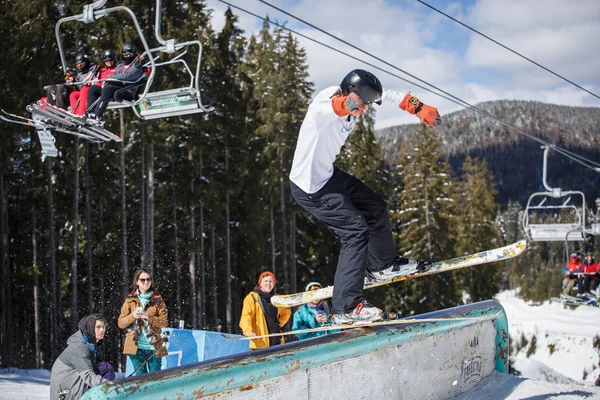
415, 0, 600, 102
216, 0, 600, 172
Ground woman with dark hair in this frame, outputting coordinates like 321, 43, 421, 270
118, 268, 168, 375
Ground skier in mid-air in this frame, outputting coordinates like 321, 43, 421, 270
289, 69, 441, 324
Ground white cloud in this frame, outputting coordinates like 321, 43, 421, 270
205, 0, 600, 129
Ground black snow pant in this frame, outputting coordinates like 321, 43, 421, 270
93, 82, 136, 119
45, 84, 72, 110
290, 168, 396, 313
86, 85, 103, 113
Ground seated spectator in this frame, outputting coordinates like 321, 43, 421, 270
89, 43, 147, 122
239, 271, 291, 350
578, 253, 598, 296
86, 49, 118, 112
562, 253, 582, 295
49, 313, 115, 400
69, 53, 99, 116
292, 282, 338, 340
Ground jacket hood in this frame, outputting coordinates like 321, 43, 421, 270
66, 330, 85, 346
78, 314, 102, 344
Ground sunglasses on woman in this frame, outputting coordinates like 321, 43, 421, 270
139, 277, 152, 283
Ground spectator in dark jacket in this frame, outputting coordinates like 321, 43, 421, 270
89, 43, 147, 121
49, 314, 114, 400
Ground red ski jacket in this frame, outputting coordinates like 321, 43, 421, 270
580, 261, 598, 275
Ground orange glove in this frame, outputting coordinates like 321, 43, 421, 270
399, 93, 441, 127
332, 92, 367, 117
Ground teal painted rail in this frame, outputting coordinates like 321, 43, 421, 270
83, 299, 508, 400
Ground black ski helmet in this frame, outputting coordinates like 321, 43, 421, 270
102, 49, 117, 61
122, 43, 137, 63
340, 69, 383, 105
74, 53, 90, 72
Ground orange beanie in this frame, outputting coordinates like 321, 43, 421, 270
258, 271, 276, 287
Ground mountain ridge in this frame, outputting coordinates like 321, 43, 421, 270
376, 100, 600, 206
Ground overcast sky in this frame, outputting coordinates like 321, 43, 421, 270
204, 0, 600, 129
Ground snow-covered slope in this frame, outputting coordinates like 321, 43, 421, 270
496, 289, 600, 385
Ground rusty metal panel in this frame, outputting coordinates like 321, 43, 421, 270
82, 300, 507, 400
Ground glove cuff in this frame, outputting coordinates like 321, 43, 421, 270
399, 93, 422, 115
332, 96, 350, 117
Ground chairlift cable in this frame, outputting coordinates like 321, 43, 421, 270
241, 0, 600, 174
414, 0, 600, 101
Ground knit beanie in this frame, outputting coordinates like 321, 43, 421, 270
305, 281, 322, 291
258, 271, 276, 287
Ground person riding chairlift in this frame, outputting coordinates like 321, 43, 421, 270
88, 43, 147, 123
69, 53, 99, 116
86, 49, 118, 113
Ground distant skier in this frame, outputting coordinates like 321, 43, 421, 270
289, 69, 441, 324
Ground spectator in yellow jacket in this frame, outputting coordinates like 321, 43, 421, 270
239, 271, 291, 350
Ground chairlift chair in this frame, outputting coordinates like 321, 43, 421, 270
522, 146, 589, 242
55, 0, 212, 121
523, 193, 587, 242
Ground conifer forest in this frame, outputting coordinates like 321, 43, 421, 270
0, 1, 596, 370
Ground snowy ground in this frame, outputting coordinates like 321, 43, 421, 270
496, 289, 600, 386
1, 290, 599, 399
0, 368, 50, 400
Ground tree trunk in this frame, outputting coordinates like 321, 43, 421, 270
224, 138, 232, 332
199, 200, 205, 329
120, 111, 128, 300
270, 202, 276, 275
70, 138, 80, 330
0, 172, 4, 365
2, 177, 11, 365
290, 209, 297, 293
140, 129, 146, 270
210, 226, 219, 330
85, 142, 93, 312
0, 173, 6, 364
98, 203, 105, 314
32, 207, 41, 368
279, 156, 288, 292
188, 147, 197, 329
198, 152, 205, 329
47, 158, 59, 359
147, 142, 154, 276
171, 149, 181, 318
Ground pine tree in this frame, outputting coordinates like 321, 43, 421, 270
387, 126, 461, 315
455, 156, 502, 302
